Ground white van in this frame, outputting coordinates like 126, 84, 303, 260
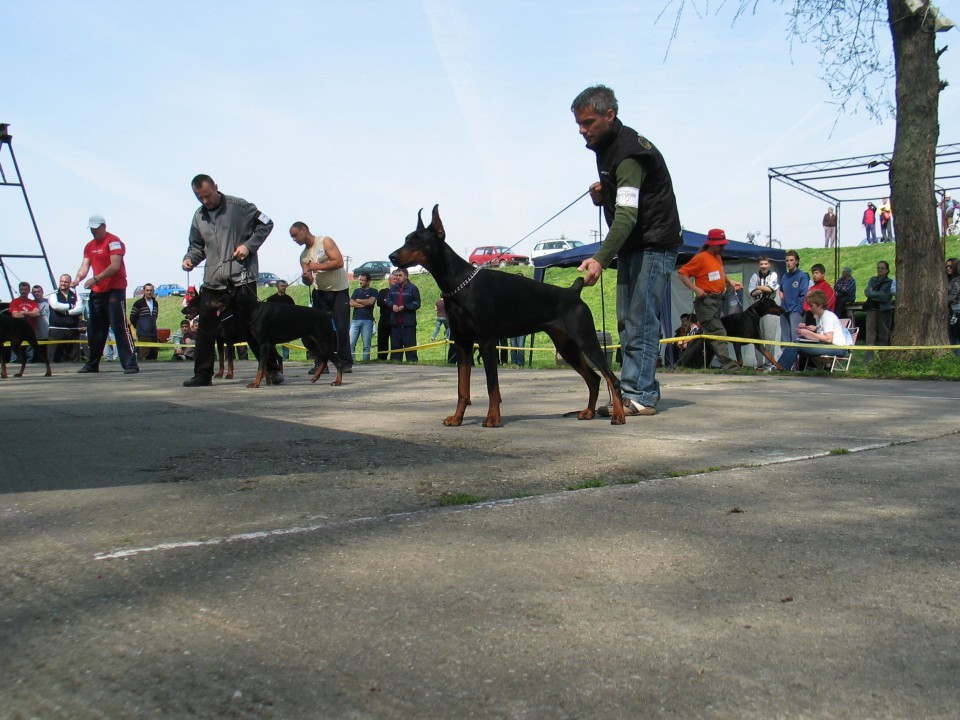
531, 238, 584, 259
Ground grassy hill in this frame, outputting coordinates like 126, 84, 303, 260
145, 238, 960, 369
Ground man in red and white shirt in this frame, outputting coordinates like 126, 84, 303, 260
71, 214, 139, 374
8, 282, 39, 329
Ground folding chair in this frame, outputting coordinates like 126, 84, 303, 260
819, 326, 858, 372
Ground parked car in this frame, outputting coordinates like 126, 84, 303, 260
353, 261, 393, 279
257, 272, 282, 287
132, 286, 145, 297
468, 246, 530, 268
154, 283, 187, 297
531, 238, 584, 259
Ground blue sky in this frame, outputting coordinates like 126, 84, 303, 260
3, 0, 958, 294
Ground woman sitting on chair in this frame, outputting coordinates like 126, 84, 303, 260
777, 289, 853, 371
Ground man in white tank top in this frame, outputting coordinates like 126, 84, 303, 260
290, 221, 353, 371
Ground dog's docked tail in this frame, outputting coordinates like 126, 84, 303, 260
568, 277, 586, 295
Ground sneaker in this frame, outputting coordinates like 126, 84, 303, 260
77, 365, 98, 373
624, 399, 657, 416
183, 375, 212, 387
597, 399, 657, 417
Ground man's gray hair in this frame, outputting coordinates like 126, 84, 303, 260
571, 85, 618, 115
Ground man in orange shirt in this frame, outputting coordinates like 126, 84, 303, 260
677, 229, 742, 372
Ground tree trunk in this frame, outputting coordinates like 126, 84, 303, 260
887, 0, 946, 349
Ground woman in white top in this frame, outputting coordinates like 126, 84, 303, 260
777, 289, 852, 371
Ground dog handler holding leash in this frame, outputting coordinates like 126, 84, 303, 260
181, 174, 283, 387
572, 84, 682, 417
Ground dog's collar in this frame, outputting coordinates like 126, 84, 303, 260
441, 267, 481, 299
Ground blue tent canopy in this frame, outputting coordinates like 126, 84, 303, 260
532, 230, 785, 280
531, 230, 787, 357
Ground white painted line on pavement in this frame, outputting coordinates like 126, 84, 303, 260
94, 438, 921, 561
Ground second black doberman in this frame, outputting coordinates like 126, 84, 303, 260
676, 295, 785, 370
182, 293, 241, 379
389, 205, 626, 427
0, 304, 53, 379
211, 286, 343, 388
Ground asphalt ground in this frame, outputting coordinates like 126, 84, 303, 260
1, 361, 958, 719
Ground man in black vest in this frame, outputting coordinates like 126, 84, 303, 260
47, 273, 84, 362
571, 85, 682, 417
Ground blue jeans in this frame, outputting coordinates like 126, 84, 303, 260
509, 336, 526, 366
616, 247, 677, 409
777, 344, 848, 371
778, 311, 803, 367
349, 318, 374, 361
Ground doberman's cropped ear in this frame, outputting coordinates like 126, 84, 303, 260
430, 204, 445, 241
416, 209, 425, 231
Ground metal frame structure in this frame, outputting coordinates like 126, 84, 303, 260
0, 123, 56, 298
768, 142, 960, 277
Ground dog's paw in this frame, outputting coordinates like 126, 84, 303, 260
442, 415, 463, 427
225, 372, 234, 379
610, 414, 626, 426
482, 416, 502, 428
577, 409, 595, 420
214, 371, 224, 379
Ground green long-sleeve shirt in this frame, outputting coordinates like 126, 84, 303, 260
593, 157, 645, 268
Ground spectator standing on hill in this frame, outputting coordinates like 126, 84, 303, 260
73, 214, 139, 375
348, 272, 378, 362
879, 197, 894, 242
778, 250, 810, 369
822, 207, 837, 248
431, 297, 450, 341
572, 84, 682, 416
265, 279, 296, 360
386, 268, 421, 363
862, 202, 877, 244
677, 229, 742, 373
863, 260, 895, 362
833, 267, 857, 324
129, 283, 159, 360
47, 274, 83, 362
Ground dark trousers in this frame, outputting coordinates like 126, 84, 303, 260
390, 323, 418, 362
49, 328, 81, 362
312, 289, 353, 367
194, 284, 277, 380
377, 319, 391, 360
137, 335, 159, 361
87, 289, 138, 371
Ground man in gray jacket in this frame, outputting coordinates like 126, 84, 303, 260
181, 174, 282, 387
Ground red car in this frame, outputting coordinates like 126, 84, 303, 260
468, 246, 530, 268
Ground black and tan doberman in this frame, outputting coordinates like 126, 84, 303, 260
389, 205, 625, 426
676, 295, 785, 369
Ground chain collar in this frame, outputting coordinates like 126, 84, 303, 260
441, 267, 481, 299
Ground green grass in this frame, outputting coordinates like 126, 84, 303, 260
829, 448, 850, 456
565, 480, 609, 491
436, 493, 484, 506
